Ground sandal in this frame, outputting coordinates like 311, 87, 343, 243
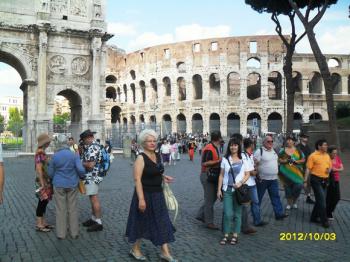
220, 236, 229, 245
44, 224, 55, 229
230, 236, 238, 245
36, 226, 51, 232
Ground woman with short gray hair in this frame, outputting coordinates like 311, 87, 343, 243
126, 129, 177, 262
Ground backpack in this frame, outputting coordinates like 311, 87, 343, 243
97, 145, 111, 177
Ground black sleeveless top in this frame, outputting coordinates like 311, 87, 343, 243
141, 152, 164, 192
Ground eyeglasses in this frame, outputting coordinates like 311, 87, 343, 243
266, 140, 273, 143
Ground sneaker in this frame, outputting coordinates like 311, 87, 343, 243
255, 221, 268, 227
82, 219, 97, 227
87, 223, 103, 232
292, 204, 298, 209
286, 205, 291, 210
306, 196, 315, 204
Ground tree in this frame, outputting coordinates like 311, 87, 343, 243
7, 107, 24, 136
0, 115, 4, 133
287, 0, 338, 144
53, 112, 71, 125
245, 0, 307, 135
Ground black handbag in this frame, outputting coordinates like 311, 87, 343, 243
227, 158, 251, 205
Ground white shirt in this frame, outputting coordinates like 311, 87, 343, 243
160, 144, 171, 154
253, 147, 279, 180
0, 144, 3, 162
220, 156, 248, 192
241, 152, 256, 186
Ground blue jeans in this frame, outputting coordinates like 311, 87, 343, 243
249, 185, 261, 225
310, 175, 328, 224
257, 179, 284, 218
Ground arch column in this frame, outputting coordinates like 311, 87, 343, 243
341, 75, 347, 94
240, 112, 247, 137
171, 115, 177, 134
203, 113, 210, 134
302, 78, 309, 95
221, 114, 227, 137
220, 72, 228, 98
37, 30, 48, 119
261, 114, 268, 134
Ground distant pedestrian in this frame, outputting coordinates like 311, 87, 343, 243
68, 137, 79, 155
326, 145, 343, 221
125, 129, 177, 262
48, 135, 86, 239
305, 139, 332, 228
0, 144, 4, 205
35, 133, 54, 232
160, 140, 171, 166
188, 139, 195, 161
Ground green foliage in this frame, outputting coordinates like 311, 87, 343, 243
7, 107, 23, 136
245, 0, 337, 15
53, 112, 71, 125
336, 103, 350, 119
0, 114, 4, 133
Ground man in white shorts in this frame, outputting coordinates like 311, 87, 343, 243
80, 129, 103, 232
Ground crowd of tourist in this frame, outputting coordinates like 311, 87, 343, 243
0, 126, 345, 262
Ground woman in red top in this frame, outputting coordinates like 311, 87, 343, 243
326, 146, 344, 220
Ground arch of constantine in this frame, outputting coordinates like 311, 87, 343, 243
0, 0, 111, 151
105, 36, 350, 138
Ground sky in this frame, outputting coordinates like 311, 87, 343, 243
1, 0, 349, 97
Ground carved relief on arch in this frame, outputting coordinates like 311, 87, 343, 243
71, 57, 89, 75
70, 0, 87, 17
50, 0, 68, 14
49, 55, 66, 74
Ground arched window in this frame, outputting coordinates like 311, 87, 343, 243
247, 113, 261, 135
163, 77, 171, 97
247, 57, 261, 69
247, 73, 261, 100
332, 73, 342, 94
267, 112, 282, 133
268, 71, 282, 100
106, 75, 117, 83
123, 84, 127, 102
177, 77, 186, 101
328, 58, 341, 68
309, 72, 322, 94
130, 84, 136, 104
293, 71, 302, 92
293, 112, 302, 130
209, 73, 220, 95
209, 113, 220, 133
139, 81, 146, 102
192, 74, 203, 99
227, 72, 240, 96
130, 70, 136, 80
111, 106, 121, 123
162, 114, 172, 135
176, 114, 186, 134
227, 113, 240, 136
106, 86, 116, 101
192, 113, 203, 134
150, 79, 158, 102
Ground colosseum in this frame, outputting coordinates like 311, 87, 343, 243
104, 35, 350, 139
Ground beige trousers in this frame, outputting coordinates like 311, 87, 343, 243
53, 187, 79, 238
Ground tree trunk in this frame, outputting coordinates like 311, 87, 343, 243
306, 29, 339, 146
283, 47, 295, 135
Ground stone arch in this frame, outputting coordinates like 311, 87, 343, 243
122, 117, 128, 131
308, 72, 322, 94
209, 73, 220, 95
106, 74, 117, 83
139, 114, 145, 123
130, 70, 136, 80
177, 77, 186, 101
209, 113, 220, 133
268, 71, 282, 100
332, 73, 342, 94
123, 84, 127, 102
177, 61, 186, 73
328, 58, 341, 68
192, 74, 203, 99
139, 80, 146, 102
247, 73, 261, 100
247, 57, 261, 69
130, 115, 136, 133
150, 115, 156, 124
106, 86, 116, 100
176, 113, 186, 134
309, 113, 322, 123
130, 83, 136, 103
116, 86, 121, 102
111, 106, 121, 123
192, 113, 203, 134
247, 112, 261, 135
55, 89, 82, 140
163, 77, 171, 97
162, 114, 172, 135
227, 72, 240, 96
293, 71, 302, 92
150, 78, 158, 102
267, 112, 282, 133
227, 113, 240, 137
293, 112, 303, 130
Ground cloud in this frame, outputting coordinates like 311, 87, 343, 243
125, 24, 231, 52
107, 22, 137, 37
175, 24, 231, 42
296, 25, 350, 54
0, 66, 22, 96
128, 32, 174, 51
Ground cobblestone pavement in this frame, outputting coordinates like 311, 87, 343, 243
1, 153, 349, 262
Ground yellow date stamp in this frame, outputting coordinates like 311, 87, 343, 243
279, 232, 336, 241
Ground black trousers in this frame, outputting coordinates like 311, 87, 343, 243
36, 199, 49, 217
310, 175, 328, 224
326, 181, 340, 217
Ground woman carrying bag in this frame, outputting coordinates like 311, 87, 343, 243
217, 138, 250, 245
